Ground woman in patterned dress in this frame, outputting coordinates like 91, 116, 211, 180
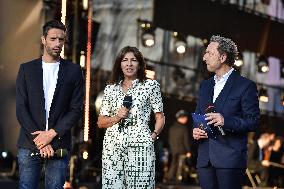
97, 46, 165, 188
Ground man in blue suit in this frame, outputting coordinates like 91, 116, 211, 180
193, 35, 260, 189
16, 20, 84, 189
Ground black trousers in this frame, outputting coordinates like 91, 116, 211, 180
197, 163, 246, 189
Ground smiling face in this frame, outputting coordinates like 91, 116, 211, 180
121, 52, 139, 80
41, 28, 66, 60
203, 42, 227, 73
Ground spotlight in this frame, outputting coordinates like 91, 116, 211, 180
80, 51, 86, 68
202, 38, 208, 46
138, 19, 156, 48
173, 32, 187, 54
82, 150, 88, 160
0, 150, 15, 175
259, 87, 268, 102
142, 31, 155, 47
175, 41, 187, 54
145, 65, 156, 79
257, 55, 269, 73
82, 0, 88, 10
146, 70, 155, 79
234, 54, 244, 67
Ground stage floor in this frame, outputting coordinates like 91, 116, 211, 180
0, 178, 283, 189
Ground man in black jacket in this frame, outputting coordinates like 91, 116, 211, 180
168, 110, 192, 182
16, 20, 84, 189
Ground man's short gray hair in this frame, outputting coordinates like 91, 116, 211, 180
210, 35, 238, 66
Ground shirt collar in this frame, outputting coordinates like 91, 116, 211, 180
214, 68, 234, 83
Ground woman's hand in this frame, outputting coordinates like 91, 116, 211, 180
116, 107, 129, 119
151, 132, 158, 141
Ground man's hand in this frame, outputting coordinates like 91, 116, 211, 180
205, 113, 224, 127
193, 128, 208, 140
32, 129, 57, 149
186, 152, 191, 158
39, 144, 54, 158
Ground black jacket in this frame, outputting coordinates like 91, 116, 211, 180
16, 58, 84, 150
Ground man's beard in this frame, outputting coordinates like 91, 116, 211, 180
46, 46, 61, 58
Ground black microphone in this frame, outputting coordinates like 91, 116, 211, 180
30, 149, 68, 158
123, 95, 132, 108
205, 104, 225, 136
120, 95, 132, 126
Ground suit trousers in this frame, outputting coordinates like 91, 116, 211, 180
197, 163, 246, 189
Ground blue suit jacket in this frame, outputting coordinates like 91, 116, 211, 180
195, 70, 260, 168
16, 58, 84, 150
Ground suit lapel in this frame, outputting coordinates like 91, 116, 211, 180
214, 71, 238, 113
48, 58, 67, 122
201, 78, 215, 113
207, 78, 215, 104
53, 58, 67, 99
33, 59, 46, 127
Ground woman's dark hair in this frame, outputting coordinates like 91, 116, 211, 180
109, 46, 146, 84
42, 20, 66, 38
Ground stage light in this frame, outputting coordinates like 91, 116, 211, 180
203, 38, 208, 46
259, 87, 268, 102
138, 19, 156, 48
60, 0, 67, 58
234, 54, 244, 67
145, 64, 156, 79
80, 51, 86, 67
82, 0, 88, 10
142, 32, 155, 47
175, 41, 186, 54
0, 150, 16, 176
82, 150, 88, 160
1, 151, 8, 158
146, 69, 155, 79
173, 32, 187, 54
257, 55, 269, 73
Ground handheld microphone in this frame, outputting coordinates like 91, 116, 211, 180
205, 104, 226, 136
120, 95, 132, 127
31, 149, 68, 158
123, 95, 132, 108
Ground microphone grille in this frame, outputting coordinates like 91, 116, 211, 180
123, 95, 132, 108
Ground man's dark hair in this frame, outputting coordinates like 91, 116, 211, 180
42, 20, 66, 37
109, 46, 147, 84
210, 35, 238, 66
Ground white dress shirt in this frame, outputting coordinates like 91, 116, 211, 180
213, 68, 234, 103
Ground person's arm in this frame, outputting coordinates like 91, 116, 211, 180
16, 64, 39, 141
223, 82, 260, 133
151, 112, 165, 140
149, 80, 165, 140
97, 115, 120, 129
